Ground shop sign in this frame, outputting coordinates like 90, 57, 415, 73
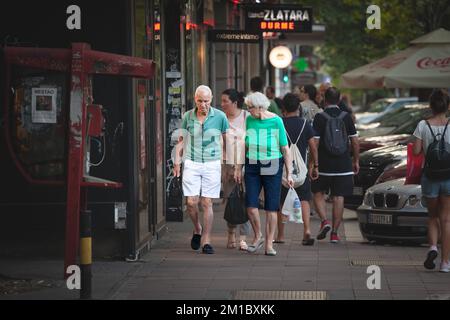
208, 30, 261, 43
245, 5, 313, 33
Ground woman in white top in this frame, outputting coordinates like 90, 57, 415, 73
413, 89, 450, 273
221, 89, 251, 251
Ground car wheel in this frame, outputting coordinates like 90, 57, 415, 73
366, 237, 376, 244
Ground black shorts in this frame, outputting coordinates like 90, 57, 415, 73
311, 175, 353, 197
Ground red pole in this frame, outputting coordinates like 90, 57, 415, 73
64, 43, 90, 277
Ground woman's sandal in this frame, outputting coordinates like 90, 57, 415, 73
247, 237, 264, 253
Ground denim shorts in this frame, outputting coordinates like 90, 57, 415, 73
244, 157, 283, 212
421, 175, 450, 198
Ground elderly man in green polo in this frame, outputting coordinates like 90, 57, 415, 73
174, 85, 229, 254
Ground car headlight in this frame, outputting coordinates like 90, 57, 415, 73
421, 196, 427, 208
404, 195, 424, 209
363, 190, 373, 206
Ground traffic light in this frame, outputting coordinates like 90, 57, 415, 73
282, 69, 289, 83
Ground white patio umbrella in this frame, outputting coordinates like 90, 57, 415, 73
340, 28, 450, 88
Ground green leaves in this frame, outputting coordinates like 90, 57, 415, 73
293, 0, 450, 81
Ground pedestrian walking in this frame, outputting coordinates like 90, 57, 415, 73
412, 89, 450, 273
173, 85, 229, 254
299, 85, 321, 122
312, 87, 360, 243
316, 82, 353, 116
275, 93, 319, 245
234, 92, 294, 256
221, 88, 251, 251
250, 76, 282, 116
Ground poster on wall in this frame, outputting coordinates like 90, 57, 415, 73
31, 87, 57, 123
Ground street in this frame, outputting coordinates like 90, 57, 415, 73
1, 201, 449, 301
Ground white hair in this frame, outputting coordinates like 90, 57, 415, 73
245, 91, 270, 110
195, 85, 213, 98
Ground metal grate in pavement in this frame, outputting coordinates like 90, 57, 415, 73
350, 259, 423, 266
233, 290, 327, 300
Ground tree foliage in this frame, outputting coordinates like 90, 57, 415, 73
286, 0, 450, 81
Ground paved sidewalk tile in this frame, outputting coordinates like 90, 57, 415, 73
2, 203, 450, 300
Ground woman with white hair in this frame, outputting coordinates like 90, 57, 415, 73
234, 91, 294, 256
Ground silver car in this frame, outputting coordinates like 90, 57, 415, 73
357, 178, 428, 244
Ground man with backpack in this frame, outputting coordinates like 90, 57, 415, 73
312, 87, 359, 243
412, 89, 450, 273
275, 93, 319, 245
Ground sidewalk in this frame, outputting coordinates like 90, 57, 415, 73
1, 202, 450, 300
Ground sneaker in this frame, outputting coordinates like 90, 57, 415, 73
202, 244, 215, 254
330, 232, 340, 244
439, 261, 450, 273
316, 220, 331, 240
424, 250, 438, 270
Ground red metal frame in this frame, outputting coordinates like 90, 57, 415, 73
3, 43, 155, 276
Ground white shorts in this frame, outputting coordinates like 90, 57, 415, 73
182, 159, 222, 198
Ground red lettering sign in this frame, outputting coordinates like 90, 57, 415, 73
259, 21, 297, 31
417, 56, 450, 69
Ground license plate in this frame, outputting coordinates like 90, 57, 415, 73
368, 214, 392, 225
353, 187, 364, 196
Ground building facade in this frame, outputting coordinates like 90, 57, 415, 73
0, 0, 263, 261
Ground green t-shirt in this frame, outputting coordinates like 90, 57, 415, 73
268, 99, 282, 116
245, 115, 288, 160
181, 107, 229, 162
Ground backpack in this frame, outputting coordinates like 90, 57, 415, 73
321, 111, 349, 156
282, 119, 307, 188
424, 120, 450, 180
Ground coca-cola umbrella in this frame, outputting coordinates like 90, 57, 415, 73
340, 28, 450, 88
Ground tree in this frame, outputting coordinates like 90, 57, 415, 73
286, 0, 450, 81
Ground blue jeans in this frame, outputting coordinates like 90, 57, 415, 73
244, 157, 283, 212
421, 175, 450, 198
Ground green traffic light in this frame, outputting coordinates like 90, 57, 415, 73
283, 75, 289, 83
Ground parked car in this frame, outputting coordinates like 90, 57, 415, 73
357, 103, 429, 136
357, 178, 427, 244
356, 97, 418, 125
345, 145, 407, 209
359, 134, 412, 153
375, 161, 407, 184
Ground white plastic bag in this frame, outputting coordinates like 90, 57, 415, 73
281, 188, 303, 224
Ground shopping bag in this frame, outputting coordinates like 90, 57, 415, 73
405, 143, 424, 185
224, 185, 248, 225
281, 188, 303, 224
